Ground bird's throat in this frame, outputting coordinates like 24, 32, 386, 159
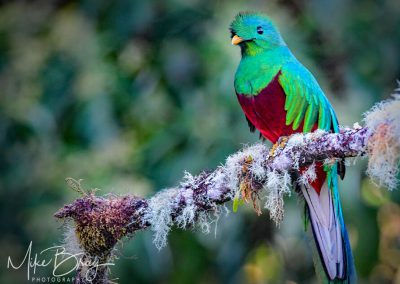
240, 41, 265, 57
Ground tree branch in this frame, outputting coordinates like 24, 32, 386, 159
54, 95, 400, 284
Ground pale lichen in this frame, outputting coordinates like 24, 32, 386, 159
263, 170, 292, 224
62, 222, 84, 256
364, 94, 400, 190
143, 189, 178, 250
298, 163, 317, 186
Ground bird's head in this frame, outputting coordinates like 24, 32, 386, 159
230, 12, 285, 55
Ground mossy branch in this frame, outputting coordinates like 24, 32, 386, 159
55, 95, 400, 284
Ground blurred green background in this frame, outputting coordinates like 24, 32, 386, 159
1, 0, 399, 283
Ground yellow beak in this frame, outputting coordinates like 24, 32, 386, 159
231, 35, 244, 45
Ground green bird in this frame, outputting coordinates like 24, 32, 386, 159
230, 12, 356, 283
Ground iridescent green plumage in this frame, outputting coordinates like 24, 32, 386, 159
279, 62, 339, 132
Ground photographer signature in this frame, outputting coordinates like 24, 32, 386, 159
7, 241, 114, 281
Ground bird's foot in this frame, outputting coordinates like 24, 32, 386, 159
269, 136, 289, 157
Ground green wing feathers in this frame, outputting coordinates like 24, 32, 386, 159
279, 62, 338, 133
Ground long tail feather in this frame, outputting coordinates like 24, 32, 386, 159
301, 164, 356, 283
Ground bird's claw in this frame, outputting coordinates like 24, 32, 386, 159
269, 136, 289, 157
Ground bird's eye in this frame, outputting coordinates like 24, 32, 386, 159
257, 26, 263, 35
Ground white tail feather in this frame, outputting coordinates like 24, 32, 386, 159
302, 181, 344, 280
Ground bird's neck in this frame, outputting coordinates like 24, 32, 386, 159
235, 47, 291, 96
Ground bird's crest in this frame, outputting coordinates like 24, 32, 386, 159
230, 11, 274, 34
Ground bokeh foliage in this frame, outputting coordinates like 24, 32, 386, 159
0, 0, 399, 283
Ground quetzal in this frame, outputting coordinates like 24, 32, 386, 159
230, 12, 356, 283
